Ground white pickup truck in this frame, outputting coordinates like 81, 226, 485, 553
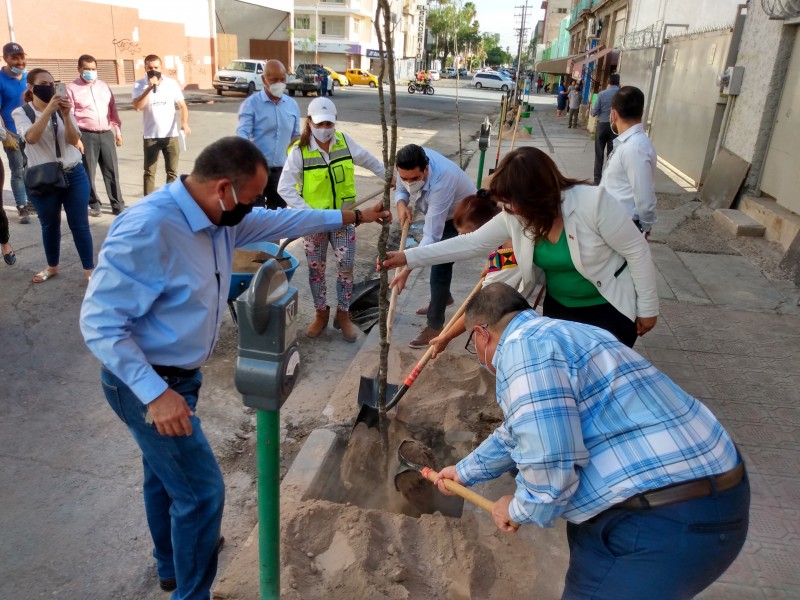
213, 59, 266, 96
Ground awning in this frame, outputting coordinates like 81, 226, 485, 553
568, 46, 615, 77
534, 53, 584, 75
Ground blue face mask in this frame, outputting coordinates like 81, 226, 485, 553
10, 66, 25, 76
82, 70, 97, 83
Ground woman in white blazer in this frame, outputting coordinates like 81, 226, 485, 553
384, 147, 658, 347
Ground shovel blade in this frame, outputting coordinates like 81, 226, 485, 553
353, 376, 399, 431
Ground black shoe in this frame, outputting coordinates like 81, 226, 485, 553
159, 577, 177, 592
3, 249, 15, 266
111, 206, 126, 216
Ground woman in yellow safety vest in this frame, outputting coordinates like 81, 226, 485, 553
277, 97, 385, 342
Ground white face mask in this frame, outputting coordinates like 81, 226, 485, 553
401, 178, 425, 195
268, 82, 286, 97
312, 126, 335, 143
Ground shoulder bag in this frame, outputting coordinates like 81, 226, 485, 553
21, 103, 69, 196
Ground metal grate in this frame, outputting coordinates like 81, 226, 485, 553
26, 59, 121, 84
761, 0, 800, 19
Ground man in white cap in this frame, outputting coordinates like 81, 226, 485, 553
236, 59, 300, 209
278, 97, 385, 341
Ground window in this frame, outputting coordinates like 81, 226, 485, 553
295, 16, 311, 30
354, 19, 360, 33
320, 16, 345, 37
556, 7, 568, 13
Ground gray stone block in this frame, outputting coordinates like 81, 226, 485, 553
713, 208, 766, 237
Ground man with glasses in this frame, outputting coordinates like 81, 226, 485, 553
80, 137, 390, 599
236, 59, 300, 209
443, 282, 749, 599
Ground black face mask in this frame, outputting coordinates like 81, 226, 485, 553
33, 84, 55, 103
146, 69, 161, 80
217, 187, 254, 227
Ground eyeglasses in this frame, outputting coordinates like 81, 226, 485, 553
464, 324, 488, 355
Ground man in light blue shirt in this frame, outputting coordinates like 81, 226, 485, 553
236, 59, 300, 209
436, 283, 749, 599
591, 72, 620, 184
393, 144, 477, 348
80, 137, 389, 599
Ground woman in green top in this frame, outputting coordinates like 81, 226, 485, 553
384, 147, 658, 348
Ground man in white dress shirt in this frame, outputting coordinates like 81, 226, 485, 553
601, 86, 657, 237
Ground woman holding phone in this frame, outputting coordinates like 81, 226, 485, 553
13, 68, 94, 283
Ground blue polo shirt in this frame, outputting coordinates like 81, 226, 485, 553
0, 68, 27, 135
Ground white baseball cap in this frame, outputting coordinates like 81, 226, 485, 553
307, 97, 337, 124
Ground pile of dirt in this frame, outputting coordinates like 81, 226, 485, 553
280, 499, 540, 600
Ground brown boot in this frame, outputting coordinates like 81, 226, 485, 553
306, 306, 330, 338
333, 309, 358, 343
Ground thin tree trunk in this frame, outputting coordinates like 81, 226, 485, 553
374, 0, 398, 460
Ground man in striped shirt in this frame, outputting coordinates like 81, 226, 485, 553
436, 283, 749, 599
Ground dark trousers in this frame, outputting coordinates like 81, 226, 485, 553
143, 136, 180, 196
0, 159, 8, 245
568, 108, 579, 128
563, 472, 749, 599
263, 167, 287, 210
427, 219, 459, 330
81, 129, 124, 211
543, 293, 638, 348
28, 163, 94, 269
594, 122, 616, 184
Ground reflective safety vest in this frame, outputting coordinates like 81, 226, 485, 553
293, 132, 356, 210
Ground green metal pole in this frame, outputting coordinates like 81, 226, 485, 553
257, 409, 280, 600
476, 149, 486, 188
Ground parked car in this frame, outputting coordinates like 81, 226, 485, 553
287, 64, 334, 96
458, 68, 469, 78
345, 68, 380, 87
325, 67, 350, 86
472, 72, 515, 91
213, 59, 265, 96
444, 67, 456, 78
428, 69, 441, 81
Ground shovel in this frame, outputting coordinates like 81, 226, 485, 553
385, 275, 485, 411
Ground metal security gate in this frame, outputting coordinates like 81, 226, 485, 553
27, 59, 120, 84
649, 28, 733, 185
761, 28, 800, 214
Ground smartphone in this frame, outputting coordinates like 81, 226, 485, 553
55, 81, 66, 97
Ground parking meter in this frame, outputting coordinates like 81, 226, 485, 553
235, 259, 300, 410
477, 116, 492, 187
234, 258, 299, 600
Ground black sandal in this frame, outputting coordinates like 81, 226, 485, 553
3, 249, 15, 266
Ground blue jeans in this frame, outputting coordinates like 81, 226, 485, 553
27, 163, 94, 269
563, 471, 750, 599
100, 368, 225, 600
4, 142, 28, 207
426, 219, 458, 329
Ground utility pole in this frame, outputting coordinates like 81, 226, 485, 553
514, 3, 530, 72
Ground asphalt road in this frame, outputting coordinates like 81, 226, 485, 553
0, 82, 503, 599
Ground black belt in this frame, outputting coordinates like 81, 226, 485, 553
618, 463, 745, 510
152, 365, 200, 378
269, 166, 283, 173
79, 128, 111, 134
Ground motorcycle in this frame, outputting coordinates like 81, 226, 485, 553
408, 80, 435, 95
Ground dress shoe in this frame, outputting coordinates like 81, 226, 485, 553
415, 294, 454, 315
112, 206, 126, 216
408, 326, 442, 349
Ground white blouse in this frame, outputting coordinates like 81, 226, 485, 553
13, 103, 82, 169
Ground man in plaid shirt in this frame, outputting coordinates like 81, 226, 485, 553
436, 283, 749, 599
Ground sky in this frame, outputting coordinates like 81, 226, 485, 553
468, 0, 545, 53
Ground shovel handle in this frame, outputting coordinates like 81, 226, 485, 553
387, 221, 411, 344
421, 467, 519, 529
385, 276, 486, 411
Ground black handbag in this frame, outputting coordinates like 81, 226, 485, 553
21, 104, 69, 196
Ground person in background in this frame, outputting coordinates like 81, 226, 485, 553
80, 136, 390, 599
536, 76, 543, 93
601, 85, 658, 237
317, 66, 329, 98
391, 144, 477, 349
13, 68, 94, 283
591, 72, 620, 184
0, 42, 32, 223
67, 54, 125, 217
384, 146, 658, 348
0, 126, 15, 266
278, 97, 385, 342
435, 282, 749, 600
132, 54, 191, 195
427, 189, 522, 358
556, 79, 568, 117
567, 84, 581, 129
236, 59, 300, 209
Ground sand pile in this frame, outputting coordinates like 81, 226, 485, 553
280, 499, 542, 600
